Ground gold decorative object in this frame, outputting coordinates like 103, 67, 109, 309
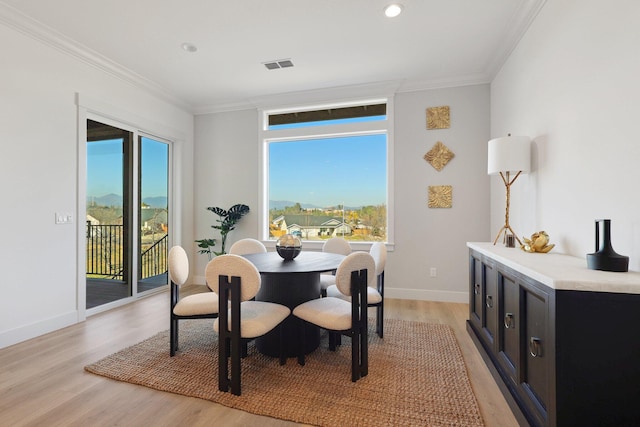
428, 185, 452, 208
521, 231, 555, 253
426, 106, 450, 129
424, 141, 455, 171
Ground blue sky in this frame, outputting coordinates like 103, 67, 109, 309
87, 137, 168, 199
269, 133, 387, 208
87, 123, 386, 209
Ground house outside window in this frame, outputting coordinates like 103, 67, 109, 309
259, 99, 394, 249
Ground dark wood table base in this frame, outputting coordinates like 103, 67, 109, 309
242, 251, 345, 358
255, 271, 321, 357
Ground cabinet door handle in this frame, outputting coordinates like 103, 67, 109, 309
530, 337, 543, 357
485, 295, 493, 308
474, 283, 480, 295
504, 313, 514, 329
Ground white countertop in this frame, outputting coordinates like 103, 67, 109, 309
467, 242, 640, 294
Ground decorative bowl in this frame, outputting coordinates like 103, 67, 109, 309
276, 234, 302, 260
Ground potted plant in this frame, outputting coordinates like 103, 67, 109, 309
196, 204, 250, 259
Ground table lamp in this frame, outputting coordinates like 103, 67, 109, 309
488, 135, 531, 246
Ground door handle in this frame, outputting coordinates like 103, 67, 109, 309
530, 337, 543, 357
485, 295, 493, 308
474, 283, 480, 295
504, 313, 514, 329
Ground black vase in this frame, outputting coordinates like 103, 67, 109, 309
586, 219, 629, 272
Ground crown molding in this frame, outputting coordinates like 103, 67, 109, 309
194, 80, 404, 115
0, 0, 546, 116
396, 72, 491, 93
484, 0, 547, 79
193, 74, 494, 116
0, 1, 193, 112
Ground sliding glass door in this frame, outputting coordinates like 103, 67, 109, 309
86, 119, 170, 309
137, 136, 169, 293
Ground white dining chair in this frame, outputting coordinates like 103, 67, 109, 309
326, 242, 386, 337
169, 245, 219, 356
319, 237, 352, 296
205, 254, 290, 396
229, 238, 267, 255
293, 251, 374, 382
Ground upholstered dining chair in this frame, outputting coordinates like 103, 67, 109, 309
319, 237, 352, 296
293, 251, 375, 382
229, 238, 267, 255
205, 254, 290, 396
326, 242, 387, 337
169, 245, 219, 357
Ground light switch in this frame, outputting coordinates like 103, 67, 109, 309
55, 213, 73, 224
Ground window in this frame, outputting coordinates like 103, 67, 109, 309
260, 99, 394, 248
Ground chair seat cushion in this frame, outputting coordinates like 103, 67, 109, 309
319, 273, 336, 290
214, 301, 290, 339
325, 284, 382, 304
293, 297, 352, 331
173, 292, 219, 316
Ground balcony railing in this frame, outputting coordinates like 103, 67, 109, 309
140, 233, 168, 279
86, 222, 167, 281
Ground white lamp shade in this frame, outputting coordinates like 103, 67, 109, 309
487, 135, 531, 175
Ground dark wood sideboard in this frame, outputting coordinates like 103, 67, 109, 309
467, 242, 640, 427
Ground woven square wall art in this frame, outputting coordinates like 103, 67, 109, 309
426, 106, 450, 129
428, 185, 452, 208
424, 141, 454, 171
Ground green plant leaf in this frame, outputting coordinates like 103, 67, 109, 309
196, 204, 250, 256
207, 206, 227, 217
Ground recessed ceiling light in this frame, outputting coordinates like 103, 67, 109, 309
384, 3, 403, 18
181, 42, 198, 53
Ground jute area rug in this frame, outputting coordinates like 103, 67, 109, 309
85, 319, 484, 427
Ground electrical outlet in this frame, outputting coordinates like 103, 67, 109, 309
430, 267, 437, 277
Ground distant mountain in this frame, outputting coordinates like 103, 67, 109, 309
88, 194, 167, 208
88, 193, 122, 207
269, 200, 320, 210
269, 200, 362, 210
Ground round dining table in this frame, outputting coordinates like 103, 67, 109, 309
242, 251, 345, 357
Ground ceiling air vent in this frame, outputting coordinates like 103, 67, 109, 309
263, 59, 294, 70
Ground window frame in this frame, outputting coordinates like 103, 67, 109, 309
258, 97, 395, 252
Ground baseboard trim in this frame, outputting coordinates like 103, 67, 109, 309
0, 310, 78, 349
194, 275, 468, 303
385, 288, 469, 303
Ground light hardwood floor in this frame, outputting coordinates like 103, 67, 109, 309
0, 287, 518, 427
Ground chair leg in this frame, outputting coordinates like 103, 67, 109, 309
377, 304, 383, 338
241, 341, 248, 358
279, 324, 286, 366
230, 334, 241, 396
329, 332, 337, 351
360, 323, 369, 378
297, 318, 306, 366
218, 336, 229, 392
170, 317, 178, 356
351, 331, 359, 382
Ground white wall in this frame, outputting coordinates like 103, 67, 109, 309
0, 22, 194, 348
193, 84, 491, 300
193, 109, 260, 276
490, 0, 640, 270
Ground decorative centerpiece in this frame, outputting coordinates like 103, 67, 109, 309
276, 234, 302, 260
520, 231, 555, 253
